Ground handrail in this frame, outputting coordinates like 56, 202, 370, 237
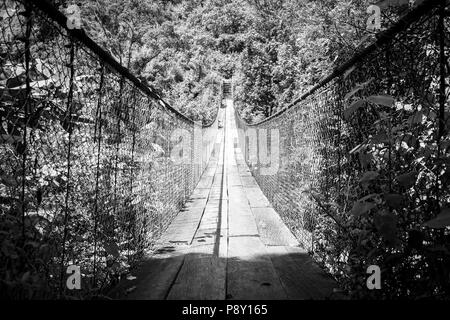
26, 0, 219, 127
237, 0, 443, 126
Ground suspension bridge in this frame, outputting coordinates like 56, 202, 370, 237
110, 95, 338, 300
0, 0, 448, 299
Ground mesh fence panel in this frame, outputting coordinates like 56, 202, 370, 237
236, 0, 449, 297
0, 0, 219, 298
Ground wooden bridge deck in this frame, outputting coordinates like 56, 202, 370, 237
111, 100, 339, 300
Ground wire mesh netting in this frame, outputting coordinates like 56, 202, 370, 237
0, 0, 219, 298
236, 0, 450, 297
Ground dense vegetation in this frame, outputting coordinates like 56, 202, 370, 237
231, 0, 450, 300
1, 0, 448, 299
69, 0, 421, 121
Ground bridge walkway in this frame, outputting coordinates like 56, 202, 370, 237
111, 99, 338, 300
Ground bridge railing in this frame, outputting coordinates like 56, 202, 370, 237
236, 0, 449, 297
0, 0, 219, 298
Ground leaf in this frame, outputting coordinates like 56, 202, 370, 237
151, 143, 165, 156
343, 99, 365, 120
411, 0, 426, 7
385, 252, 403, 264
425, 245, 449, 253
441, 167, 450, 185
355, 34, 371, 48
125, 285, 137, 294
104, 242, 120, 258
408, 230, 424, 249
343, 78, 373, 102
360, 171, 379, 183
1, 241, 19, 259
25, 241, 40, 248
36, 189, 43, 205
21, 271, 30, 283
359, 193, 379, 202
0, 174, 18, 187
384, 194, 403, 209
402, 134, 417, 148
423, 208, 450, 229
359, 152, 372, 169
349, 201, 376, 216
371, 132, 389, 144
407, 111, 424, 126
374, 210, 397, 245
444, 112, 450, 131
396, 171, 418, 188
440, 140, 450, 152
1, 134, 23, 144
344, 87, 362, 102
367, 95, 394, 107
343, 65, 356, 79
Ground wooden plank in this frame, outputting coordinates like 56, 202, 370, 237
228, 186, 259, 237
241, 176, 258, 187
190, 188, 210, 199
110, 246, 188, 300
212, 174, 223, 187
238, 167, 252, 177
228, 174, 242, 186
245, 187, 271, 208
183, 197, 208, 209
226, 237, 287, 300
193, 202, 221, 246
234, 154, 246, 164
227, 165, 239, 175
265, 246, 316, 300
228, 213, 259, 237
227, 185, 247, 200
285, 246, 338, 292
252, 208, 298, 246
267, 246, 337, 300
159, 207, 204, 245
218, 193, 228, 259
205, 198, 221, 209
203, 166, 216, 177
113, 99, 340, 301
209, 186, 226, 200
167, 253, 226, 300
196, 176, 214, 188
167, 184, 228, 300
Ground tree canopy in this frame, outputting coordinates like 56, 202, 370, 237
67, 0, 414, 123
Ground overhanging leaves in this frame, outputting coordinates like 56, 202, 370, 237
384, 193, 404, 209
374, 210, 397, 246
423, 208, 450, 229
367, 95, 394, 107
360, 171, 379, 183
349, 201, 376, 217
396, 171, 418, 188
343, 99, 365, 121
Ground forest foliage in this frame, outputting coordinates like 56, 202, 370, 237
63, 0, 380, 121
1, 0, 448, 299
65, 0, 424, 121
73, 0, 448, 299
